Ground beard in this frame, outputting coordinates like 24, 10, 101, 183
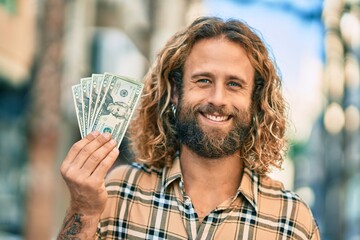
175, 102, 251, 159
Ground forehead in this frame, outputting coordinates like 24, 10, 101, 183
187, 36, 250, 60
184, 37, 255, 82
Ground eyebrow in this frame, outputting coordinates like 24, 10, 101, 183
191, 72, 248, 85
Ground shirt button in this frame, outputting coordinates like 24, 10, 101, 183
184, 198, 191, 205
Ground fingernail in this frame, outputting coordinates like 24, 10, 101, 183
103, 132, 111, 139
110, 139, 117, 145
91, 131, 100, 137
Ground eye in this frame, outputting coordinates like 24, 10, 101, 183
195, 78, 212, 87
197, 79, 210, 84
227, 81, 242, 88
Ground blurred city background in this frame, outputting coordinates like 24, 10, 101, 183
0, 0, 359, 239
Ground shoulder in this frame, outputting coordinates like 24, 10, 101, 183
258, 174, 304, 203
258, 174, 311, 211
257, 174, 319, 238
105, 162, 163, 190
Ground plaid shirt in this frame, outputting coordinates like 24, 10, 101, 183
97, 158, 320, 239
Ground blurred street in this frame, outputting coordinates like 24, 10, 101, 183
0, 0, 359, 239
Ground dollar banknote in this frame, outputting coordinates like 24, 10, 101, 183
72, 84, 85, 138
90, 73, 112, 130
72, 72, 143, 147
81, 77, 92, 135
88, 74, 103, 131
91, 72, 143, 148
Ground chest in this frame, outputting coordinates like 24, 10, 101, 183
99, 186, 305, 240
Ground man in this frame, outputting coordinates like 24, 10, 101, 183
58, 17, 320, 239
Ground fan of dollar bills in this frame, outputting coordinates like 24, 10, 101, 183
72, 72, 144, 148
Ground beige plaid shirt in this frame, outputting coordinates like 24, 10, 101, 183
97, 157, 320, 239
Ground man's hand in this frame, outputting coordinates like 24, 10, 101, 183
58, 131, 119, 239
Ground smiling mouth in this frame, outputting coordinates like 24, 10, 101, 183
203, 113, 231, 122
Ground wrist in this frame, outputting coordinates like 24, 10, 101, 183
57, 210, 100, 239
69, 200, 105, 217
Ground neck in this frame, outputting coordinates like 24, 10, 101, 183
179, 145, 244, 220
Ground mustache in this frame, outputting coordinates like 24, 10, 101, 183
194, 104, 237, 117
177, 102, 252, 128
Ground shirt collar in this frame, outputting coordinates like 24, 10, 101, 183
237, 166, 259, 212
161, 157, 259, 212
162, 156, 182, 192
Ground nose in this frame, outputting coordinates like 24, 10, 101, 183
207, 84, 227, 107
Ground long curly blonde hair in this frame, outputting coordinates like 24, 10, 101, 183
129, 16, 287, 174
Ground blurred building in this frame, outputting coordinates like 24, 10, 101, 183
300, 0, 360, 239
321, 0, 360, 239
0, 0, 36, 238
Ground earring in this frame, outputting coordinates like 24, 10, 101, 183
171, 104, 177, 116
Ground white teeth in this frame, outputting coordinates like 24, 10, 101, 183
205, 114, 229, 122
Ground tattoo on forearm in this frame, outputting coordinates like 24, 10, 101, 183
58, 213, 83, 240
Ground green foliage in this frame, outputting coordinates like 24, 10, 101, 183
0, 0, 17, 14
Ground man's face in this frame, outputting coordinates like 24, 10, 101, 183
175, 37, 255, 158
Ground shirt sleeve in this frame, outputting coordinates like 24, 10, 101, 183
310, 221, 321, 240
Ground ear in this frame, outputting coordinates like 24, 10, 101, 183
171, 82, 179, 106
169, 69, 182, 107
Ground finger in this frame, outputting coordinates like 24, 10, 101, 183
91, 146, 119, 179
80, 138, 118, 176
61, 131, 100, 171
73, 133, 111, 169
